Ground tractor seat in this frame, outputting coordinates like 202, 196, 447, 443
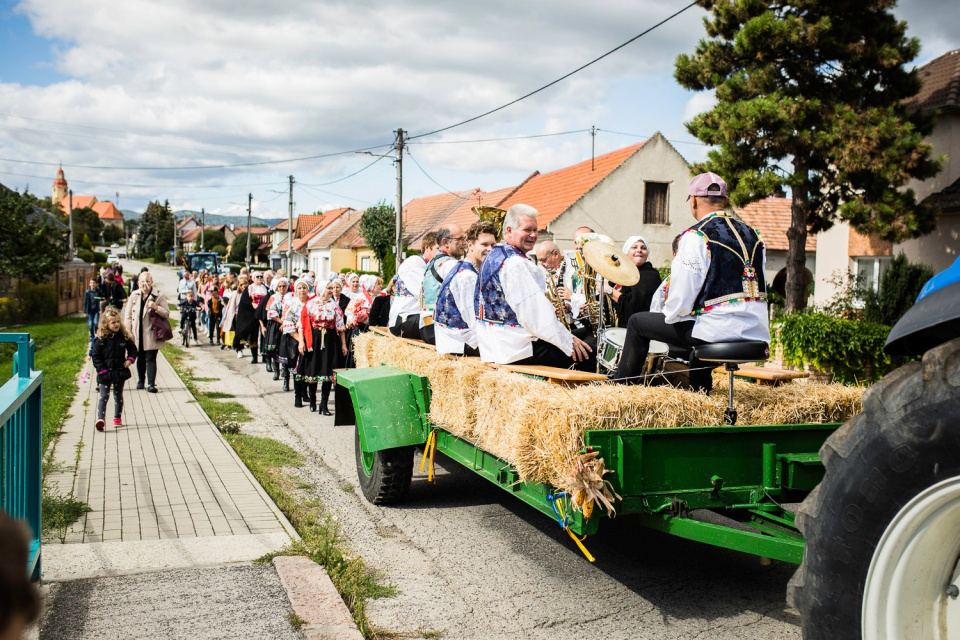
693, 341, 769, 365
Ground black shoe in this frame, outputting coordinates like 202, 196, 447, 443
209, 340, 214, 345
282, 378, 290, 392
265, 360, 273, 372
320, 407, 332, 416
220, 344, 225, 350
294, 396, 303, 408
136, 381, 145, 390
147, 385, 158, 393
273, 368, 280, 381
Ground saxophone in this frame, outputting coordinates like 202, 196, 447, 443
543, 266, 571, 330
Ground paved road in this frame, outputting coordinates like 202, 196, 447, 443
136, 259, 803, 640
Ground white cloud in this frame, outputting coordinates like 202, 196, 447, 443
682, 91, 716, 123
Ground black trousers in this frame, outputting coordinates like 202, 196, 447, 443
514, 338, 597, 372
613, 312, 714, 392
136, 349, 158, 386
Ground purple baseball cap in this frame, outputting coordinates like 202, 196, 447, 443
687, 172, 727, 200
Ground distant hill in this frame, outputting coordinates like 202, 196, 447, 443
121, 209, 285, 228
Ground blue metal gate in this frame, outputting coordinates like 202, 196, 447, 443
0, 333, 42, 580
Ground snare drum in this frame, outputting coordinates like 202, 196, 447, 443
643, 340, 669, 376
597, 328, 627, 372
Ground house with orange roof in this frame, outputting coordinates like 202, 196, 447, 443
735, 197, 817, 299
52, 167, 124, 228
305, 210, 366, 279
814, 48, 960, 305
269, 208, 356, 272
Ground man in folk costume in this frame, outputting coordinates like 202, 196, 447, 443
475, 205, 594, 369
434, 221, 497, 356
389, 232, 438, 338
613, 172, 769, 392
535, 240, 579, 330
418, 224, 467, 345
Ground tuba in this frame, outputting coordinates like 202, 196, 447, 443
573, 235, 618, 331
472, 206, 507, 241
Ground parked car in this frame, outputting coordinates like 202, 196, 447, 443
117, 251, 127, 259
110, 243, 120, 249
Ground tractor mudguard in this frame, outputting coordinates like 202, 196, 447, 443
335, 366, 431, 453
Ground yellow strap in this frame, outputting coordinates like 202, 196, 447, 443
419, 430, 438, 482
419, 431, 434, 473
566, 528, 595, 563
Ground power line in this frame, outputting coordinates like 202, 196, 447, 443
295, 182, 376, 206
0, 168, 289, 190
405, 149, 461, 196
0, 143, 395, 172
409, 129, 589, 145
598, 128, 707, 146
297, 155, 387, 187
408, 2, 698, 140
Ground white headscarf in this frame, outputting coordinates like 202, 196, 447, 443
359, 275, 379, 291
622, 235, 648, 254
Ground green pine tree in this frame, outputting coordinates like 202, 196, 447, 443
675, 0, 943, 311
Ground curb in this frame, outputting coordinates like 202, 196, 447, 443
274, 556, 364, 640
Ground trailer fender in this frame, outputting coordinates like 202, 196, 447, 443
335, 365, 431, 453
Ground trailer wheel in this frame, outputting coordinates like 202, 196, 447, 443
354, 425, 413, 505
788, 337, 960, 639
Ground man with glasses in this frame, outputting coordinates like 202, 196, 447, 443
419, 224, 466, 344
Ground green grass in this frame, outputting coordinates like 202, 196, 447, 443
202, 391, 235, 399
194, 376, 220, 382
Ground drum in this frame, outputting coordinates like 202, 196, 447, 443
642, 340, 669, 376
597, 328, 627, 372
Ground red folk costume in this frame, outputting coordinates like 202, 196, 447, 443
296, 297, 344, 383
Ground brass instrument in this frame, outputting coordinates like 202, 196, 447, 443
472, 206, 507, 241
543, 266, 570, 330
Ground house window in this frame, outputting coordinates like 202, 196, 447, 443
854, 257, 891, 294
360, 257, 370, 271
643, 182, 669, 225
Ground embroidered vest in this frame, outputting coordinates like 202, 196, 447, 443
420, 252, 454, 311
434, 261, 477, 330
687, 213, 767, 314
475, 243, 525, 326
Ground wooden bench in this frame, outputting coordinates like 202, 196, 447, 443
734, 364, 810, 386
367, 326, 606, 385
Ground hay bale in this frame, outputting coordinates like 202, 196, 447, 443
351, 332, 865, 491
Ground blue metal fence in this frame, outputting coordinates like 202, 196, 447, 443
0, 333, 42, 580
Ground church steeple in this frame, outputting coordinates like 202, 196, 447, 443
52, 166, 68, 204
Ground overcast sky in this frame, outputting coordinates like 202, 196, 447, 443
1, 0, 958, 218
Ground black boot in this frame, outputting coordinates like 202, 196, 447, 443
266, 359, 273, 373
282, 367, 290, 392
251, 349, 259, 365
308, 384, 317, 412
319, 381, 332, 416
293, 380, 304, 408
272, 361, 280, 381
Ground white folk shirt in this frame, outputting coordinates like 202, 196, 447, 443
663, 212, 770, 344
389, 255, 426, 328
435, 266, 479, 355
419, 254, 458, 327
476, 253, 574, 364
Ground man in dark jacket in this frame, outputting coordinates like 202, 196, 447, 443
100, 272, 127, 311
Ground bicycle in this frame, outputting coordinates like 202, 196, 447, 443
180, 313, 196, 348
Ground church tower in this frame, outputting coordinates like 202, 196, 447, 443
52, 166, 68, 204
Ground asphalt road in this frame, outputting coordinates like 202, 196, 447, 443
133, 259, 803, 640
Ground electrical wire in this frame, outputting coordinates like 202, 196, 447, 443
405, 149, 461, 196
0, 168, 289, 190
409, 129, 589, 145
295, 182, 376, 206
297, 155, 387, 187
408, 2, 698, 140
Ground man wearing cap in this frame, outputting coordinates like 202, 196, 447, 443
613, 172, 769, 392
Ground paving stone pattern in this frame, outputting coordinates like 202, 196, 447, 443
48, 354, 293, 544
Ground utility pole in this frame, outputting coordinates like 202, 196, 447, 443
394, 128, 405, 269
200, 208, 205, 251
246, 193, 253, 265
287, 175, 294, 274
173, 209, 178, 266
590, 125, 596, 171
67, 189, 74, 261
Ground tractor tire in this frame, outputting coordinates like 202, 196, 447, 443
354, 425, 414, 505
788, 337, 960, 639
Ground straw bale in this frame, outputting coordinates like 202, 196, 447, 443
352, 332, 864, 491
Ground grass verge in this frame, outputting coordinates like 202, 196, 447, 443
162, 343, 396, 638
0, 316, 93, 538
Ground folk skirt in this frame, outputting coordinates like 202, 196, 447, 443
295, 328, 339, 383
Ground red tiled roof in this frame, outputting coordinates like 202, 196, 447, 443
307, 210, 365, 251
435, 184, 524, 234
59, 195, 97, 214
498, 142, 645, 227
275, 209, 353, 251
233, 226, 271, 236
332, 218, 365, 249
271, 219, 290, 231
296, 214, 325, 238
92, 201, 123, 220
905, 48, 960, 114
402, 191, 474, 249
735, 197, 816, 252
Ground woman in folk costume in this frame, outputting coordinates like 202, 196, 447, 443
262, 277, 290, 381
296, 279, 347, 415
342, 273, 374, 367
219, 277, 241, 350
282, 280, 311, 404
236, 273, 268, 364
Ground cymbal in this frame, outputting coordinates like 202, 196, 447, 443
582, 241, 640, 286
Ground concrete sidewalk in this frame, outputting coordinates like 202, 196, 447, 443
37, 348, 362, 639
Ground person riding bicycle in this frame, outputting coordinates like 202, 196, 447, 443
178, 290, 201, 344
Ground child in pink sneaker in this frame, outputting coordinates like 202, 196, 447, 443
90, 308, 137, 431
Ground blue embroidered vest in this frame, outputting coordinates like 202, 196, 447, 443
687, 212, 767, 314
420, 252, 454, 311
475, 243, 525, 326
434, 261, 477, 330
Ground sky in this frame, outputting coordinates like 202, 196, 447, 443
1, 0, 958, 220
